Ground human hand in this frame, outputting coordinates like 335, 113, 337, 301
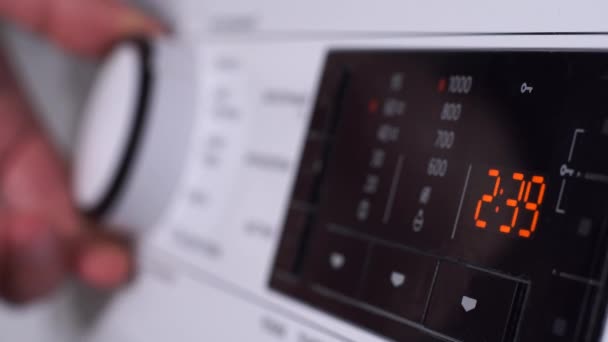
0, 0, 164, 304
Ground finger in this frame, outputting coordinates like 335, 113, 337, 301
45, 0, 166, 56
0, 49, 79, 236
1, 125, 80, 236
0, 53, 36, 162
0, 129, 132, 290
0, 0, 166, 57
74, 226, 132, 290
0, 50, 131, 295
0, 214, 65, 304
0, 53, 77, 303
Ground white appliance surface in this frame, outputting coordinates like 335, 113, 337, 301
2, 1, 608, 341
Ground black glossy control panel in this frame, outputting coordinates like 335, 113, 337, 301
270, 50, 608, 341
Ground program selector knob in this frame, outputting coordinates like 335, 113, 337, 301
74, 39, 197, 235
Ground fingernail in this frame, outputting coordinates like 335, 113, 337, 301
78, 245, 131, 290
117, 10, 166, 36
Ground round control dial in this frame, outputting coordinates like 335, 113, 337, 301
74, 39, 197, 234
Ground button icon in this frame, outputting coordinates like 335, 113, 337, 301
520, 82, 534, 94
461, 296, 478, 312
390, 271, 406, 288
412, 209, 425, 232
560, 163, 576, 177
329, 252, 345, 270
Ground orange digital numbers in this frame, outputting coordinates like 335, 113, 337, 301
517, 175, 546, 238
474, 169, 500, 229
474, 169, 546, 239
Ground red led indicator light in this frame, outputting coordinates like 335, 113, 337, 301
437, 78, 447, 93
368, 99, 379, 113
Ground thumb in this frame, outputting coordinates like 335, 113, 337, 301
72, 224, 133, 290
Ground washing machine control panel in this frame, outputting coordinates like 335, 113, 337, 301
271, 50, 608, 342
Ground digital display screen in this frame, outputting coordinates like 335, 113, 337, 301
270, 51, 608, 342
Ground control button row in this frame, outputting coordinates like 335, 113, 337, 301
303, 233, 526, 342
